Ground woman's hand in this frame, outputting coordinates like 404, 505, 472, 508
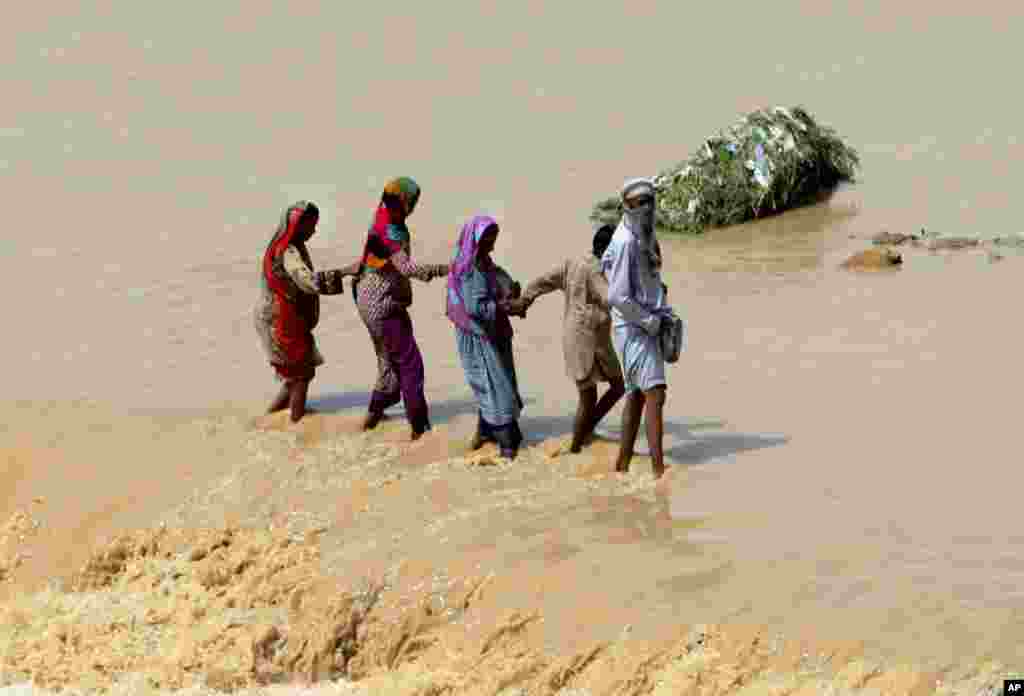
339, 259, 364, 277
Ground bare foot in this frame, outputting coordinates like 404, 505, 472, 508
654, 471, 674, 497
469, 431, 485, 451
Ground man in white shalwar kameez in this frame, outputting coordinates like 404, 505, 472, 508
601, 178, 671, 477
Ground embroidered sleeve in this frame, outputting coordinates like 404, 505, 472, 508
283, 245, 345, 295
339, 258, 363, 276
390, 249, 448, 282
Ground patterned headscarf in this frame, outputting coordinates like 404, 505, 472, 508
446, 214, 499, 335
360, 177, 421, 271
383, 176, 421, 217
267, 201, 316, 258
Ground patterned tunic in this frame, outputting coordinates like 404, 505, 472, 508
355, 248, 446, 394
356, 250, 445, 324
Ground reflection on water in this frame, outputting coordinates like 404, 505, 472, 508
661, 188, 861, 275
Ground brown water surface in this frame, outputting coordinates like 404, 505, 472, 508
3, 0, 1023, 675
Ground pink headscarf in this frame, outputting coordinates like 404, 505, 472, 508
446, 214, 500, 335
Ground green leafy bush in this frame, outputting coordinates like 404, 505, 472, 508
591, 106, 860, 234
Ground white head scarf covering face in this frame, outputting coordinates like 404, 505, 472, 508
621, 177, 656, 240
622, 177, 654, 201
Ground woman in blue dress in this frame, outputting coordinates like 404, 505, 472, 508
445, 214, 526, 459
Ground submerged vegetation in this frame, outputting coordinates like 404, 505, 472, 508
592, 106, 861, 234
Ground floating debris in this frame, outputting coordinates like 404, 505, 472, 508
840, 247, 902, 271
592, 106, 860, 234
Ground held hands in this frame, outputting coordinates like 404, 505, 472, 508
320, 269, 346, 295
497, 279, 526, 318
500, 297, 530, 319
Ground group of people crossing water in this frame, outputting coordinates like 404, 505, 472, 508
255, 177, 679, 477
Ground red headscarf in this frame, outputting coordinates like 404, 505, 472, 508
263, 201, 316, 296
261, 201, 319, 376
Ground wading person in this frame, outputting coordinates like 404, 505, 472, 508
255, 201, 347, 423
348, 177, 449, 440
511, 223, 625, 453
446, 215, 526, 460
602, 178, 674, 477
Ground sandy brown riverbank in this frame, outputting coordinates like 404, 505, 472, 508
2, 302, 1023, 693
0, 409, 1016, 695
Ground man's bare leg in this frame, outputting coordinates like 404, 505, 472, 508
572, 380, 626, 452
570, 386, 598, 453
643, 386, 666, 478
590, 378, 626, 435
288, 379, 311, 423
615, 390, 644, 473
267, 382, 290, 414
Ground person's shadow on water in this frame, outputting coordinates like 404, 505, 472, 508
308, 392, 787, 466
664, 428, 789, 466
521, 412, 788, 466
304, 391, 371, 414
307, 391, 536, 427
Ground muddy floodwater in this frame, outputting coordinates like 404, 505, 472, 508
3, 2, 1024, 690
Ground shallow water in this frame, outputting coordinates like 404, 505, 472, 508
3, 0, 1024, 675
